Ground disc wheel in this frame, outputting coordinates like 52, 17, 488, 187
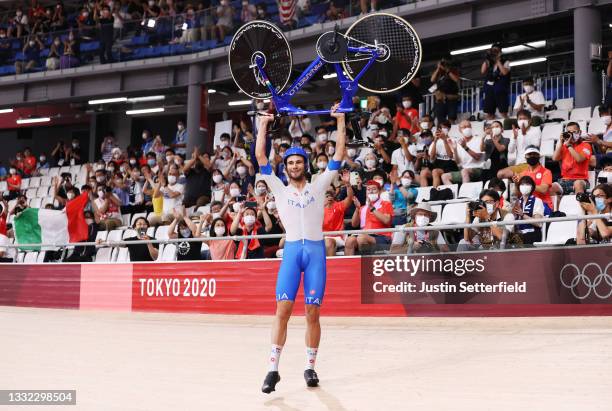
228, 20, 292, 99
342, 13, 421, 94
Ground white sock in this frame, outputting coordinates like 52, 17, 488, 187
269, 344, 282, 372
305, 347, 318, 370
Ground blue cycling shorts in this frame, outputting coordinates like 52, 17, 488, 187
276, 239, 326, 305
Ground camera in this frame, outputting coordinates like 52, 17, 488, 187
561, 131, 572, 141
468, 200, 485, 212
235, 195, 246, 203
576, 193, 592, 203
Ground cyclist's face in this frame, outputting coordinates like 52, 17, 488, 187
286, 156, 305, 181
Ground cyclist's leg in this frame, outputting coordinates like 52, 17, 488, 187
302, 240, 327, 348
272, 241, 302, 346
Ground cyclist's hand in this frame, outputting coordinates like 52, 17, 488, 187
330, 103, 344, 119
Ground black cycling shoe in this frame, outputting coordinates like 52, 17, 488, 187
304, 369, 319, 387
261, 371, 281, 394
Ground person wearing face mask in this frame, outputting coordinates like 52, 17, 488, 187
481, 43, 511, 121
60, 30, 80, 69
15, 35, 43, 74
585, 105, 612, 168
94, 5, 115, 64
321, 171, 353, 256
287, 115, 311, 139
36, 154, 50, 173
576, 183, 612, 244
182, 147, 213, 208
117, 168, 146, 215
515, 146, 554, 212
389, 170, 418, 226
512, 78, 545, 126
429, 120, 458, 187
393, 97, 419, 136
21, 147, 37, 177
100, 133, 117, 163
171, 121, 188, 157
54, 173, 81, 208
391, 128, 420, 181
123, 217, 159, 262
512, 176, 547, 244
93, 185, 122, 231
232, 156, 255, 193
145, 152, 159, 174
46, 36, 63, 70
497, 110, 541, 179
390, 203, 448, 254
141, 130, 154, 155
230, 205, 273, 259
458, 189, 515, 251
480, 120, 510, 180
8, 8, 28, 40
441, 120, 484, 185
167, 207, 202, 261
156, 166, 184, 224
551, 122, 592, 196
430, 58, 460, 125
486, 177, 509, 211
63, 210, 99, 263
211, 0, 234, 43
5, 166, 22, 200
252, 180, 269, 202
199, 217, 237, 260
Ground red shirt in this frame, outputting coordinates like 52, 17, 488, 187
560, 142, 591, 180
323, 201, 346, 236
395, 108, 419, 134
23, 155, 37, 175
7, 174, 21, 191
520, 164, 553, 210
0, 214, 6, 236
360, 199, 394, 237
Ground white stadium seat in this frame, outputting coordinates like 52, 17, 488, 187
0, 181, 6, 192
415, 186, 432, 203
21, 178, 30, 190
48, 167, 60, 177
146, 227, 156, 237
59, 166, 71, 175
587, 117, 606, 135
569, 106, 591, 122
458, 182, 483, 199
36, 186, 50, 198
546, 109, 569, 121
130, 212, 147, 227
26, 188, 38, 198
123, 229, 137, 239
95, 247, 113, 262
23, 252, 39, 263
541, 123, 563, 141
540, 140, 556, 158
95, 230, 108, 242
28, 177, 41, 188
535, 221, 577, 246
36, 251, 46, 263
592, 106, 600, 118
555, 98, 574, 111
155, 225, 170, 240
431, 204, 442, 224
558, 195, 584, 216
471, 121, 485, 136
440, 202, 467, 225
107, 229, 124, 243
40, 176, 52, 187
115, 247, 131, 262
161, 244, 177, 262
29, 198, 42, 208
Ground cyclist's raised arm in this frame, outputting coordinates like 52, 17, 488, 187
331, 104, 345, 164
255, 113, 275, 167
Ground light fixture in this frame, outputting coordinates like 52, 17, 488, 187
208, 89, 217, 94
128, 95, 165, 103
0, 108, 14, 114
323, 73, 337, 79
450, 44, 492, 56
16, 117, 51, 124
502, 41, 546, 54
228, 99, 271, 106
125, 107, 165, 115
88, 97, 128, 105
509, 57, 547, 67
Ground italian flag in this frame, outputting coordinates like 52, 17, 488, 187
14, 192, 90, 250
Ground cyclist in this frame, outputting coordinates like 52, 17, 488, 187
256, 105, 346, 393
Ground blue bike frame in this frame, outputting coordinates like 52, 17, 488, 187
254, 46, 379, 116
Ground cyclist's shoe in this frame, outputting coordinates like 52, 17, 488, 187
304, 369, 319, 387
261, 371, 281, 394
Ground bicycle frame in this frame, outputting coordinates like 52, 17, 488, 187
253, 46, 380, 116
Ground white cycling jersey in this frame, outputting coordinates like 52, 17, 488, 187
260, 163, 339, 242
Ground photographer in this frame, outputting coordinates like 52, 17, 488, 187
390, 203, 448, 254
123, 217, 159, 262
552, 122, 592, 195
512, 176, 547, 244
576, 184, 611, 244
458, 189, 515, 251
481, 43, 511, 120
430, 58, 460, 124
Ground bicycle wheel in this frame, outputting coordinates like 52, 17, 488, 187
228, 20, 292, 99
342, 13, 421, 94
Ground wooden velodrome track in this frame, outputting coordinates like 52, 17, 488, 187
1, 306, 610, 410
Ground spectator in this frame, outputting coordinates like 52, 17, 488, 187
60, 31, 80, 69
171, 120, 187, 158
326, 0, 346, 20
390, 203, 448, 254
46, 36, 63, 70
156, 165, 184, 224
5, 167, 22, 200
64, 210, 98, 262
481, 43, 511, 120
182, 148, 212, 208
481, 120, 509, 180
576, 184, 611, 244
512, 78, 545, 126
597, 158, 612, 184
21, 147, 37, 176
77, 7, 96, 39
389, 170, 418, 226
0, 232, 16, 262
211, 0, 234, 43
516, 146, 554, 212
50, 2, 67, 33
255, 3, 267, 20
93, 185, 122, 230
359, 0, 376, 14
429, 121, 458, 187
141, 130, 154, 157
240, 0, 257, 23
0, 29, 11, 67
230, 205, 273, 259
390, 128, 417, 180
0, 200, 7, 236
15, 35, 43, 74
430, 58, 460, 124
151, 134, 167, 156
551, 121, 592, 195
323, 170, 353, 256
393, 97, 419, 136
179, 5, 200, 43
458, 189, 515, 251
123, 217, 159, 261
119, 167, 145, 215
100, 133, 117, 163
511, 175, 546, 245
111, 2, 127, 39
54, 173, 81, 208
167, 207, 202, 261
200, 216, 236, 260
585, 105, 612, 168
95, 5, 115, 64
497, 110, 541, 179
68, 138, 82, 165
441, 120, 484, 185
197, 0, 214, 41
345, 180, 393, 255
8, 8, 29, 39
486, 177, 508, 210
289, 115, 312, 138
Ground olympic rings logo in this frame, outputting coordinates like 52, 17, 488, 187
559, 263, 612, 300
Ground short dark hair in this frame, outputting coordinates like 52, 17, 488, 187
593, 183, 612, 199
133, 216, 149, 227
517, 109, 532, 119
598, 105, 610, 115
487, 177, 506, 192
566, 121, 580, 130
523, 77, 534, 84
479, 189, 500, 202
518, 175, 536, 194
209, 217, 227, 237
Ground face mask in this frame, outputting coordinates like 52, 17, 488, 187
378, 115, 388, 125
572, 132, 581, 142
29, 41, 35, 46
526, 157, 540, 166
595, 197, 606, 211
461, 128, 473, 138
420, 136, 432, 146
148, 0, 154, 6
83, 11, 89, 16
317, 133, 327, 142
9, 168, 15, 174
368, 193, 379, 202
214, 226, 225, 236
97, 191, 105, 198
255, 186, 266, 195
106, 166, 115, 172
603, 115, 612, 126
347, 148, 356, 158
522, 85, 534, 93
96, 176, 105, 183
16, 12, 22, 17
400, 178, 412, 187
441, 128, 449, 135
327, 147, 335, 155
130, 159, 137, 165
220, 141, 229, 148
402, 101, 411, 109
168, 175, 177, 184
365, 159, 376, 169
266, 201, 276, 211
180, 228, 191, 237
420, 122, 429, 130
518, 119, 529, 129
73, 143, 79, 148
166, 155, 173, 163
40, 156, 46, 162
213, 174, 222, 183
485, 203, 495, 215
237, 166, 247, 176
519, 185, 532, 196
147, 159, 156, 167
415, 215, 429, 227
243, 215, 256, 225
317, 161, 327, 170
221, 151, 230, 159
491, 127, 502, 136
142, 133, 148, 139
230, 188, 241, 197
16, 156, 22, 161
178, 125, 184, 131
256, 102, 265, 110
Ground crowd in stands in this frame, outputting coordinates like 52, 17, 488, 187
0, 0, 392, 74
0, 87, 610, 263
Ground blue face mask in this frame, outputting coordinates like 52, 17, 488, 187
595, 197, 606, 211
147, 159, 156, 167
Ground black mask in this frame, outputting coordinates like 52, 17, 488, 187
526, 157, 540, 166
